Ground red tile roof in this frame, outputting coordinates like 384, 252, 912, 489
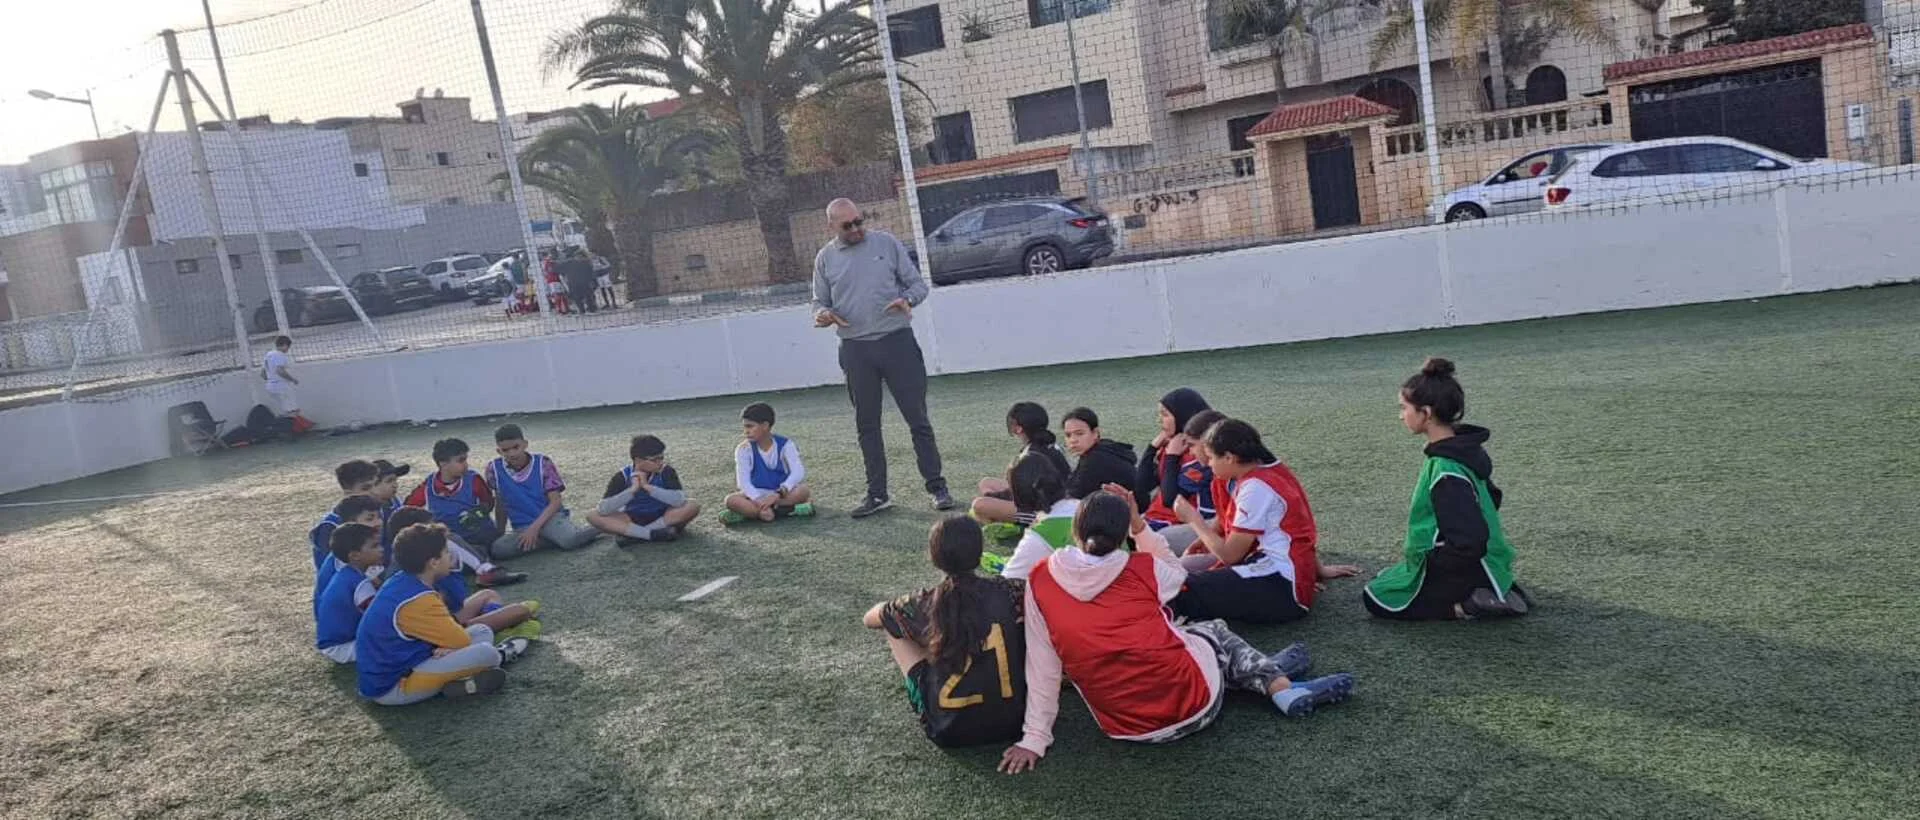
642, 96, 688, 119
912, 146, 1073, 184
1245, 95, 1397, 139
1604, 24, 1873, 82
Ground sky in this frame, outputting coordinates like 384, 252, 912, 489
0, 0, 659, 164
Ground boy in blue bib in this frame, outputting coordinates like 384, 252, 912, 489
403, 438, 527, 587
316, 523, 384, 664
723, 402, 815, 524
588, 435, 702, 544
484, 424, 599, 558
355, 523, 528, 705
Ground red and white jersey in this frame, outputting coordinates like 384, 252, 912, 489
1211, 462, 1321, 607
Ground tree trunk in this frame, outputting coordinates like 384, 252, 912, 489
740, 123, 802, 284
613, 203, 658, 301
1271, 42, 1289, 108
584, 211, 619, 280
1485, 14, 1508, 110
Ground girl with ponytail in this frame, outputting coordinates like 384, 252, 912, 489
864, 516, 1028, 747
971, 402, 1075, 528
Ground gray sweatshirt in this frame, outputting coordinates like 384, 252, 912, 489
811, 229, 928, 341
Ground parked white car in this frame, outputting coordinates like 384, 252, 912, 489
1432, 143, 1615, 222
1544, 136, 1870, 211
417, 254, 492, 299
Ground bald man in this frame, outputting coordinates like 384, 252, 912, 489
812, 198, 952, 518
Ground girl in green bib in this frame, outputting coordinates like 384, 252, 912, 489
1364, 358, 1531, 620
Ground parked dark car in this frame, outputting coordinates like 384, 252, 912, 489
253, 286, 364, 332
355, 267, 436, 312
924, 197, 1113, 285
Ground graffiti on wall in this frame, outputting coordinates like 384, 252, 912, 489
1131, 189, 1202, 214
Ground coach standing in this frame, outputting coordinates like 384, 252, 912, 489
813, 198, 953, 518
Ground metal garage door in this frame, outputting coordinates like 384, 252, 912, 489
1628, 59, 1828, 158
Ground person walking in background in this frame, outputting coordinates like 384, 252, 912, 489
262, 335, 311, 432
562, 249, 598, 315
812, 197, 952, 518
592, 252, 617, 309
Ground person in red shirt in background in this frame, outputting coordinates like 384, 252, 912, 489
997, 489, 1356, 774
541, 251, 570, 314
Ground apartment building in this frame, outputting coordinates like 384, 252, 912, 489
0, 134, 148, 320
886, 0, 1675, 172
315, 93, 509, 208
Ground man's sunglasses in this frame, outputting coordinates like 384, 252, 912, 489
839, 217, 865, 231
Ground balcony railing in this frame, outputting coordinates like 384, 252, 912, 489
1383, 98, 1615, 158
1103, 150, 1257, 197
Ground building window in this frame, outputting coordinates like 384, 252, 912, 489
435, 152, 451, 166
486, 151, 498, 159
685, 253, 708, 271
401, 103, 425, 123
275, 249, 304, 265
334, 243, 362, 258
889, 5, 945, 58
1226, 113, 1268, 151
228, 254, 244, 270
443, 197, 462, 205
1010, 80, 1112, 143
353, 162, 369, 177
1356, 77, 1420, 126
393, 148, 412, 167
1031, 0, 1109, 28
175, 259, 200, 275
492, 190, 508, 202
1524, 65, 1568, 106
931, 112, 978, 164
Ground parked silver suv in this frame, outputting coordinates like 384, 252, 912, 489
925, 197, 1113, 285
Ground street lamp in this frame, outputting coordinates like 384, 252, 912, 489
28, 88, 102, 139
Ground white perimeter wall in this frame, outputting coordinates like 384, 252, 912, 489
7, 171, 1919, 496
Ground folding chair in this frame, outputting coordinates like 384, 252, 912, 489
166, 401, 229, 457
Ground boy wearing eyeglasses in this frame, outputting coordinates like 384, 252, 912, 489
588, 434, 701, 544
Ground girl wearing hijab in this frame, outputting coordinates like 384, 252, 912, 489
1134, 388, 1217, 554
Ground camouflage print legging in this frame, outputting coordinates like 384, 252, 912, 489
1150, 619, 1286, 744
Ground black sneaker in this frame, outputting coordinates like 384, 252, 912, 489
850, 496, 894, 519
931, 489, 956, 512
440, 668, 507, 699
475, 568, 529, 587
1463, 587, 1529, 618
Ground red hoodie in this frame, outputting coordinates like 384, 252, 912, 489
1015, 527, 1224, 756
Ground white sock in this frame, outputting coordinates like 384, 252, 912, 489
448, 542, 492, 574
623, 520, 668, 540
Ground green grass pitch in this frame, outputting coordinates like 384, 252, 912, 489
2, 285, 1917, 819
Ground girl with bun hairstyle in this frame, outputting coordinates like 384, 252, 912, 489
996, 489, 1354, 774
1365, 358, 1531, 620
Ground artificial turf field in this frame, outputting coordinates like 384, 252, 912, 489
3, 284, 1918, 819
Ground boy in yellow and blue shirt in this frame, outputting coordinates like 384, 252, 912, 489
355, 523, 530, 705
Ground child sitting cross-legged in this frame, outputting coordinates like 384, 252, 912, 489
403, 439, 527, 587
588, 435, 702, 544
315, 523, 384, 664
485, 424, 599, 557
970, 402, 1073, 529
354, 523, 531, 705
386, 506, 541, 641
995, 490, 1356, 775
723, 402, 814, 524
863, 516, 1028, 748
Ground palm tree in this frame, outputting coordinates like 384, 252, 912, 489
1370, 0, 1615, 110
1215, 0, 1379, 107
546, 0, 890, 283
512, 99, 712, 300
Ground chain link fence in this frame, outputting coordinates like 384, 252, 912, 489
3, 0, 1917, 408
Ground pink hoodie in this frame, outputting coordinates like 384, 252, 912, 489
1015, 526, 1225, 756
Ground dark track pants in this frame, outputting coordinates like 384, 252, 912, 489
839, 329, 946, 501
